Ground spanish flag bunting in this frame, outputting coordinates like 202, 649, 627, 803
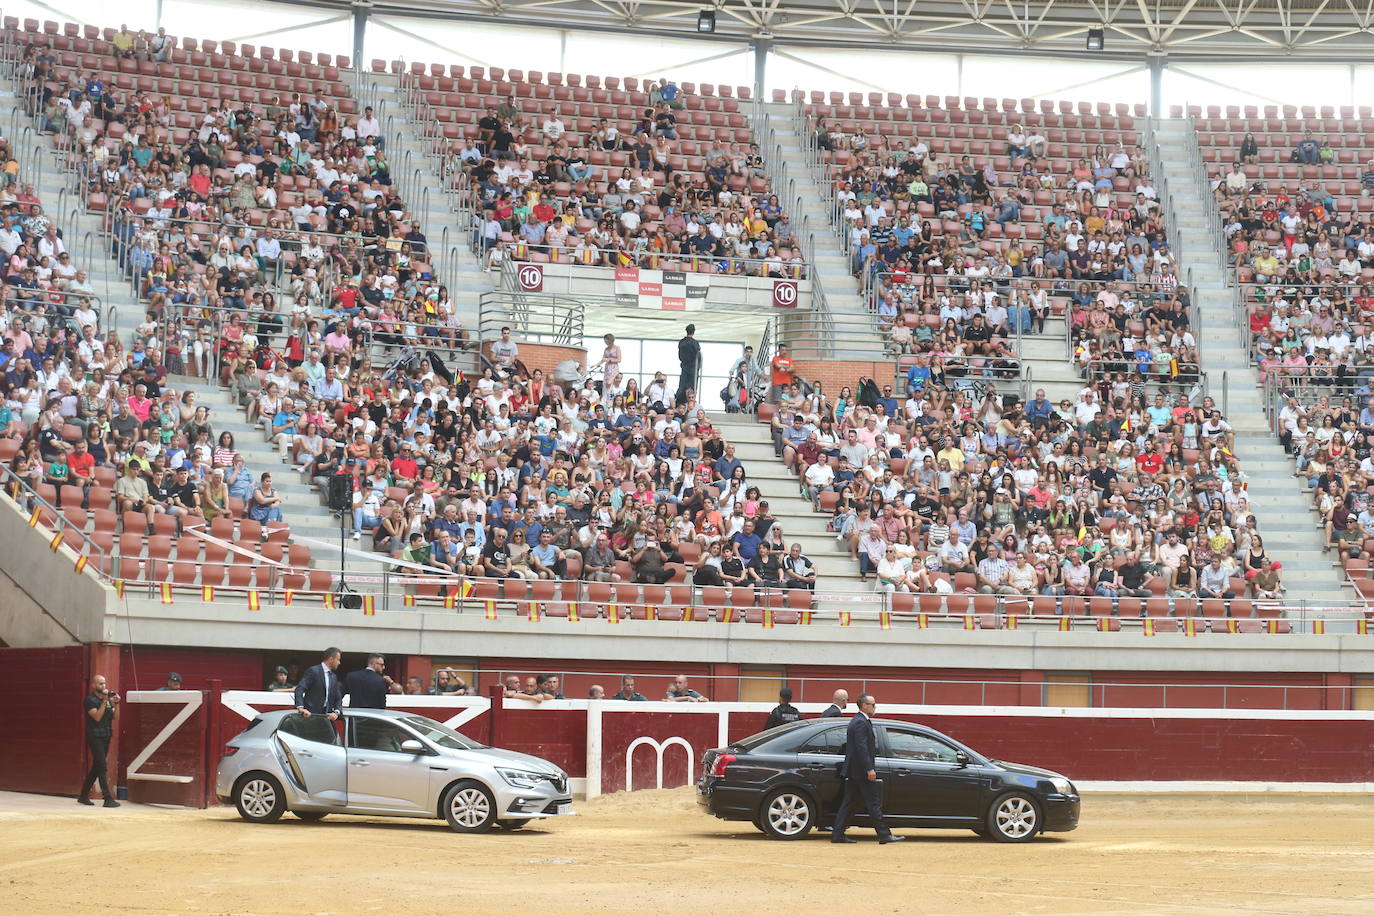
568, 602, 580, 622
1142, 618, 1156, 636
484, 599, 497, 620
1005, 614, 1019, 630
681, 605, 694, 622
1169, 357, 1180, 378
49, 531, 63, 552
799, 609, 812, 625
1358, 618, 1369, 635
1096, 618, 1110, 632
201, 585, 214, 602
322, 592, 336, 610
1265, 619, 1281, 634
403, 593, 416, 607
839, 611, 852, 627
879, 611, 892, 631
917, 613, 929, 629
283, 590, 294, 606
1224, 618, 1239, 634
247, 590, 260, 611
159, 582, 173, 604
73, 554, 87, 575
1183, 618, 1198, 637
527, 601, 541, 622
963, 614, 975, 630
362, 595, 375, 616
443, 593, 456, 609
762, 608, 774, 629
459, 579, 475, 598
607, 602, 620, 623
27, 506, 40, 527
645, 604, 657, 621
1313, 618, 1326, 635
1058, 616, 1072, 631
719, 606, 735, 623
114, 579, 124, 598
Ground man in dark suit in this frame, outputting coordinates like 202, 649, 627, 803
343, 653, 394, 709
820, 688, 848, 718
831, 693, 905, 844
294, 647, 343, 718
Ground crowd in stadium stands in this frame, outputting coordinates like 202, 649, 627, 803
500, 671, 703, 701
1211, 126, 1374, 563
763, 351, 1281, 605
435, 77, 805, 275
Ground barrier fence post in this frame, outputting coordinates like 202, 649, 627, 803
486, 685, 503, 747
203, 678, 222, 808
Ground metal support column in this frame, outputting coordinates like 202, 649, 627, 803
1149, 56, 1164, 118
752, 38, 771, 104
351, 1, 371, 72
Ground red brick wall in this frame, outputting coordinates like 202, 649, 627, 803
790, 359, 895, 397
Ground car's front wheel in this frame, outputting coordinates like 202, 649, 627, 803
986, 792, 1041, 843
442, 781, 497, 833
234, 773, 286, 823
758, 788, 814, 840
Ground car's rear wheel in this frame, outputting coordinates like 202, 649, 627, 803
759, 788, 814, 840
234, 774, 286, 824
498, 819, 531, 830
986, 792, 1040, 843
294, 811, 328, 821
442, 781, 497, 833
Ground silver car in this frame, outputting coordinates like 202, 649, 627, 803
216, 709, 572, 833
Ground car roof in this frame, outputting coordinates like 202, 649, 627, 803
777, 717, 972, 749
256, 708, 417, 722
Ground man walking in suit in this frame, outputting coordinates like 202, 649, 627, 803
343, 653, 394, 709
820, 689, 848, 718
294, 647, 343, 719
831, 693, 905, 844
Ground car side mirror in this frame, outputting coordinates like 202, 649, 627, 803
399, 739, 426, 754
954, 751, 971, 768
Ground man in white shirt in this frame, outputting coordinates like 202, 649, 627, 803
355, 106, 383, 147
542, 113, 565, 141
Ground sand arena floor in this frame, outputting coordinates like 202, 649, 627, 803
0, 789, 1369, 914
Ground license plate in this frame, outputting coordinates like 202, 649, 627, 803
555, 803, 571, 816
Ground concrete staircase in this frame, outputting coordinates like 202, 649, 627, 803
1154, 119, 1350, 604
710, 414, 865, 595
358, 72, 493, 329
757, 102, 886, 361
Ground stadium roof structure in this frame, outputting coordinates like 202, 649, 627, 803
351, 0, 1374, 62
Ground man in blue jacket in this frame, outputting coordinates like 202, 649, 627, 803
831, 693, 905, 844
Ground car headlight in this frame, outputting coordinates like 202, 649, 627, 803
1049, 777, 1075, 795
497, 768, 548, 789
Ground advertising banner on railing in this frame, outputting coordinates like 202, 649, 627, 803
614, 267, 709, 310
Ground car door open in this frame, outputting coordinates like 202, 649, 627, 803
274, 713, 348, 807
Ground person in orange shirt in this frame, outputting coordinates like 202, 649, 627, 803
66, 438, 96, 508
769, 343, 794, 401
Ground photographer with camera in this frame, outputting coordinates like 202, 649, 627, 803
78, 674, 120, 808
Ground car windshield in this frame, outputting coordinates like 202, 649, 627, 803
401, 715, 486, 750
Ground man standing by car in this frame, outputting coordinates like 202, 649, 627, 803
78, 673, 120, 807
344, 653, 393, 709
294, 647, 343, 719
820, 689, 848, 718
831, 694, 905, 844
765, 687, 801, 729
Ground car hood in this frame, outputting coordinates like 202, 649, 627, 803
439, 745, 565, 776
990, 759, 1068, 781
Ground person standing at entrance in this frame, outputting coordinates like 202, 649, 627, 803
294, 647, 343, 719
678, 324, 701, 401
831, 693, 904, 844
78, 673, 120, 807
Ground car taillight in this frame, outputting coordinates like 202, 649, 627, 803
711, 753, 736, 777
221, 745, 239, 757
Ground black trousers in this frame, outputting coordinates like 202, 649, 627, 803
80, 734, 112, 799
833, 774, 891, 838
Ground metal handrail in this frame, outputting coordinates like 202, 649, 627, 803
479, 288, 584, 345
